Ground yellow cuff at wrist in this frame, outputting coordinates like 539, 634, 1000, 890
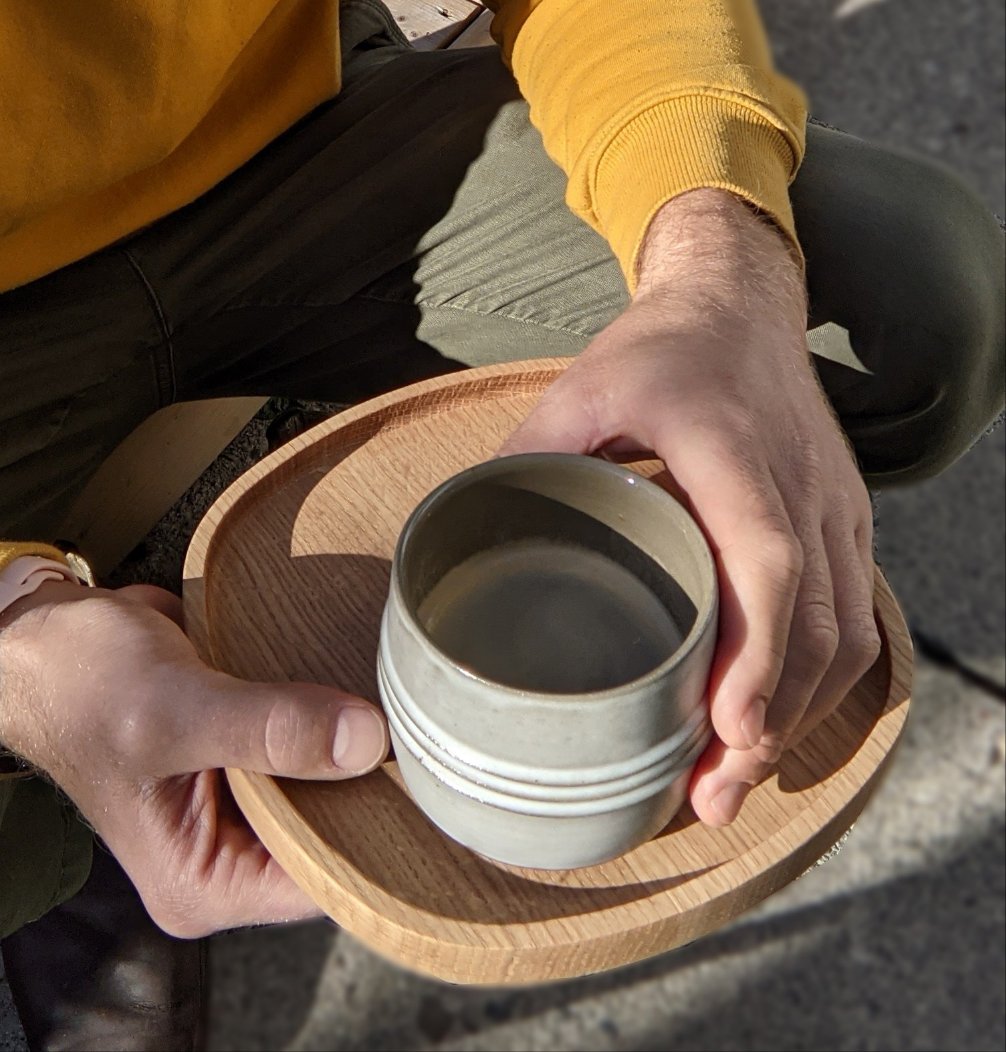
0, 542, 71, 575
593, 95, 805, 291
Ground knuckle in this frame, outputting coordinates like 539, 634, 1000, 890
792, 434, 824, 486
757, 526, 804, 583
845, 614, 883, 672
801, 601, 841, 663
755, 731, 787, 767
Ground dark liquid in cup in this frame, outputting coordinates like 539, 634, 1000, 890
418, 538, 683, 693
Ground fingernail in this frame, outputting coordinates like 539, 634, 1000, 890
711, 782, 751, 825
740, 696, 767, 749
333, 706, 388, 774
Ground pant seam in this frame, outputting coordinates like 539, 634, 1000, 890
120, 248, 177, 406
353, 289, 596, 341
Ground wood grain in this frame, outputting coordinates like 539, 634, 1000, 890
183, 358, 913, 985
389, 0, 483, 49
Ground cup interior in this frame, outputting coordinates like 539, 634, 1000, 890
395, 454, 715, 694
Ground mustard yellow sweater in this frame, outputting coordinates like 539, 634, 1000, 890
0, 1, 806, 573
0, 0, 806, 296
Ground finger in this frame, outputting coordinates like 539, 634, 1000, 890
497, 375, 601, 457
691, 512, 884, 826
163, 672, 389, 780
117, 584, 185, 627
791, 518, 881, 745
672, 449, 803, 752
692, 527, 836, 823
207, 847, 322, 932
689, 735, 766, 827
762, 529, 838, 744
203, 783, 323, 930
124, 771, 323, 938
190, 777, 322, 932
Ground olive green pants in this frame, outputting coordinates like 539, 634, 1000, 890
0, 0, 1003, 932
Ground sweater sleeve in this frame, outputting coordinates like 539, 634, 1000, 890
485, 0, 808, 288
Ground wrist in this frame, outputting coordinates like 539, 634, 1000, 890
635, 189, 805, 311
0, 577, 86, 634
0, 578, 87, 762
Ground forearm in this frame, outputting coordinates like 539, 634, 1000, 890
635, 189, 807, 329
486, 0, 808, 287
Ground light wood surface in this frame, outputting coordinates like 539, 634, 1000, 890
450, 8, 494, 48
182, 359, 914, 985
391, 0, 483, 49
60, 397, 267, 575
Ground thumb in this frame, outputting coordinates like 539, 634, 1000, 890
169, 671, 389, 780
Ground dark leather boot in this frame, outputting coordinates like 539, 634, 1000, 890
1, 845, 206, 1051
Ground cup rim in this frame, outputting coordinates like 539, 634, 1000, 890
390, 452, 718, 703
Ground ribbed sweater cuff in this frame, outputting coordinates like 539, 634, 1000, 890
593, 94, 803, 290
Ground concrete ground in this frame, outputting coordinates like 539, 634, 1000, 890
2, 1, 1003, 1049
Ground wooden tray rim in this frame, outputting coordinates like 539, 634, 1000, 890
182, 359, 914, 983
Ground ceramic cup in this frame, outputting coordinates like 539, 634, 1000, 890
378, 453, 718, 869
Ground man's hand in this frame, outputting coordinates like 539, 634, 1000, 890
501, 189, 881, 826
0, 581, 388, 936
